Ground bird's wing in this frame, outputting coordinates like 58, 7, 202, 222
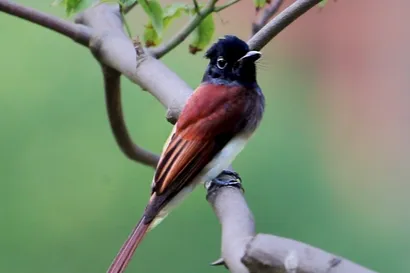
144, 84, 248, 220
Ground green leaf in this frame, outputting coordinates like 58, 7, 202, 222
162, 3, 191, 28
189, 14, 215, 55
143, 23, 161, 47
139, 0, 164, 36
119, 0, 137, 6
144, 3, 191, 47
51, 0, 96, 16
253, 0, 266, 10
318, 0, 328, 8
51, 0, 64, 6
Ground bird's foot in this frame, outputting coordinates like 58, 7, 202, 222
205, 169, 243, 196
219, 170, 242, 183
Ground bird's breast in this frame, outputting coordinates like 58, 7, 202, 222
200, 133, 250, 182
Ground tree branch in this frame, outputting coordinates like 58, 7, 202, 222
214, 0, 242, 13
149, 0, 218, 59
208, 185, 378, 273
102, 65, 159, 168
252, 0, 284, 35
248, 0, 322, 51
0, 1, 159, 168
75, 4, 194, 123
123, 0, 138, 14
0, 0, 91, 46
75, 3, 191, 164
0, 1, 378, 273
242, 234, 377, 273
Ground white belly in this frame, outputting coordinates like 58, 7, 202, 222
198, 134, 249, 182
149, 134, 249, 229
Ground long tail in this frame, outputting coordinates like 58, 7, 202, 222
107, 216, 151, 273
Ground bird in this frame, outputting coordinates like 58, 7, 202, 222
107, 35, 265, 273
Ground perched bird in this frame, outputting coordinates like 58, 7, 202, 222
107, 35, 265, 273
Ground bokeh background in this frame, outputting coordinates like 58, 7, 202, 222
1, 0, 409, 272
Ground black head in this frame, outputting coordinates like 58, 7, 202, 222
202, 35, 261, 87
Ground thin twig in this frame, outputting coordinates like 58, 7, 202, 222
0, 0, 91, 46
193, 0, 200, 14
252, 0, 284, 35
248, 0, 322, 50
123, 0, 138, 14
149, 0, 218, 59
214, 0, 242, 13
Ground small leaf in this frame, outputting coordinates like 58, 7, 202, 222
139, 0, 164, 36
143, 23, 161, 47
253, 0, 266, 11
51, 0, 96, 16
318, 0, 327, 7
189, 14, 215, 54
144, 3, 191, 47
51, 0, 64, 6
162, 3, 191, 28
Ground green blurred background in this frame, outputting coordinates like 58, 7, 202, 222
1, 1, 409, 273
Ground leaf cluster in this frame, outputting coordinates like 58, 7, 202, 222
53, 0, 215, 54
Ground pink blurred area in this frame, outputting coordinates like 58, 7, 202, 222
215, 0, 410, 230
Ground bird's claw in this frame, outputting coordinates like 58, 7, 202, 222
211, 177, 242, 188
205, 169, 243, 194
219, 170, 242, 183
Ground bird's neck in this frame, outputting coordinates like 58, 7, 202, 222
202, 73, 259, 90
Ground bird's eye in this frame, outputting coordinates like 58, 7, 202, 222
216, 57, 227, 69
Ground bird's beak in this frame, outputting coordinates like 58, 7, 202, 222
238, 51, 262, 62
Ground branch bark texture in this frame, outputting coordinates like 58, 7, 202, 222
0, 1, 378, 273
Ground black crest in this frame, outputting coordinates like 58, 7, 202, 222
202, 35, 260, 87
205, 35, 250, 63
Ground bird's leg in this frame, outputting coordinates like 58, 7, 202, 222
205, 169, 243, 193
218, 170, 242, 183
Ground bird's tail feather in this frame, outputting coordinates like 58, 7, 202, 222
107, 216, 150, 273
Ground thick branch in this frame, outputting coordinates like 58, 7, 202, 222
248, 0, 322, 50
76, 3, 190, 163
242, 234, 377, 273
207, 185, 255, 273
76, 3, 193, 123
208, 186, 378, 273
0, 0, 91, 46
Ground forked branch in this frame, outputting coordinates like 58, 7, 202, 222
0, 0, 378, 273
248, 0, 323, 50
252, 0, 284, 35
